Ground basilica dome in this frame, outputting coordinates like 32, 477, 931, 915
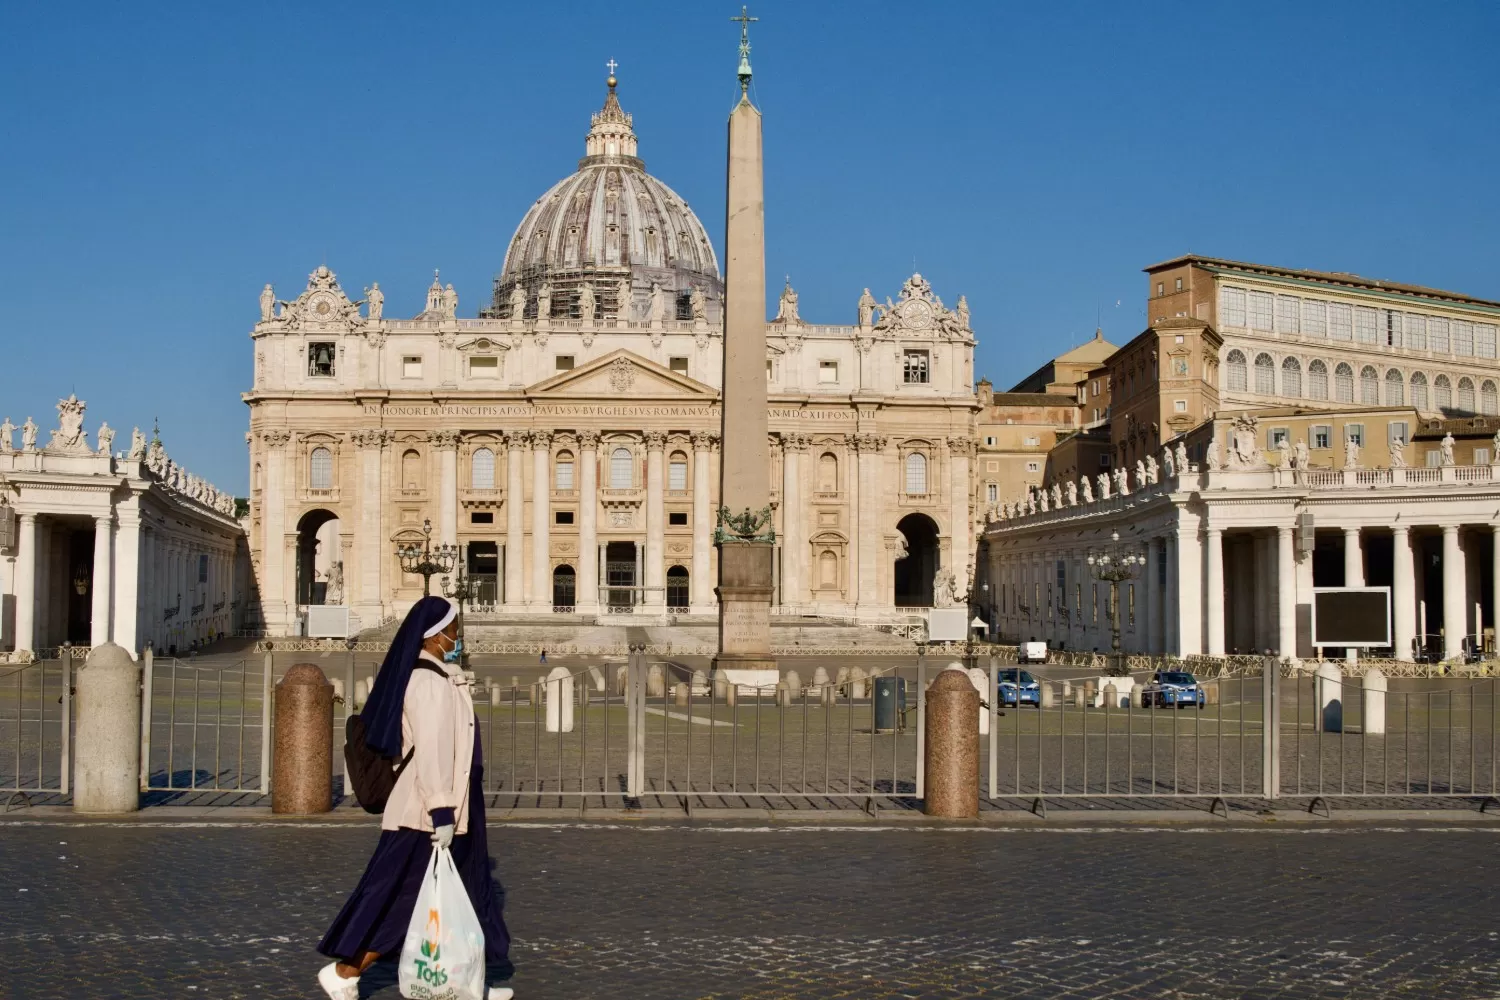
487, 76, 722, 322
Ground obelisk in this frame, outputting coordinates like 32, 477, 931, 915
713, 7, 777, 685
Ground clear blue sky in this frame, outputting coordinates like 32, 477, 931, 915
3, 2, 1497, 493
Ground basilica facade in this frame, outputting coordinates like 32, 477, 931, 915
244, 77, 981, 633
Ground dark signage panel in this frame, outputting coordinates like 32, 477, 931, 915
1313, 590, 1390, 646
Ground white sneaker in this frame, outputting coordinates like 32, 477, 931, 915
487, 989, 515, 1000
317, 962, 360, 1000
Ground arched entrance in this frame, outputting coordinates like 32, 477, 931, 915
894, 513, 940, 607
666, 565, 689, 609
296, 509, 341, 606
552, 565, 576, 611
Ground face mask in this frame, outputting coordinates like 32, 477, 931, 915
442, 637, 464, 664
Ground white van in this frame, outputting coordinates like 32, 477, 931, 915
1018, 641, 1047, 663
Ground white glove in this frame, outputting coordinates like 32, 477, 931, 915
431, 823, 454, 849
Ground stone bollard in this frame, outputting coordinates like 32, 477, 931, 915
810, 666, 830, 697
588, 665, 606, 693
784, 669, 802, 701
965, 667, 990, 736
488, 681, 500, 706
1131, 686, 1145, 709
330, 677, 344, 704
675, 682, 690, 707
1040, 682, 1055, 709
821, 684, 835, 707
1073, 685, 1085, 709
725, 682, 737, 708
774, 681, 789, 707
647, 664, 665, 698
1315, 661, 1343, 733
1103, 683, 1118, 710
272, 663, 333, 814
545, 666, 575, 733
924, 667, 980, 818
1061, 680, 1072, 699
1083, 680, 1097, 706
849, 666, 868, 700
713, 671, 730, 701
353, 678, 369, 709
1204, 681, 1220, 706
691, 669, 709, 695
615, 665, 628, 697
1362, 668, 1388, 735
74, 642, 141, 813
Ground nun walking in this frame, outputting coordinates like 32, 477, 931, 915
317, 596, 515, 1000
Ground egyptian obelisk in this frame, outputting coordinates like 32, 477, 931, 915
713, 7, 777, 684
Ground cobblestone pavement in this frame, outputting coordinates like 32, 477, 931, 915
2, 819, 1499, 998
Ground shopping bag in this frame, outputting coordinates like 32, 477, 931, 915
398, 845, 487, 1000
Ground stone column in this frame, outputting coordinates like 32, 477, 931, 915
855, 434, 884, 608
691, 431, 717, 612
1205, 526, 1226, 656
780, 433, 805, 608
948, 438, 973, 595
1393, 525, 1416, 661
259, 430, 291, 628
73, 643, 140, 813
433, 430, 459, 547
90, 513, 115, 647
504, 432, 526, 608
531, 430, 552, 611
1343, 527, 1363, 587
1442, 524, 1465, 661
644, 431, 666, 612
353, 430, 387, 619
1145, 537, 1162, 654
577, 431, 600, 614
1164, 532, 1181, 655
13, 513, 36, 655
1276, 525, 1297, 659
844, 436, 858, 610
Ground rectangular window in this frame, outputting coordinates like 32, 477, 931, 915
1405, 314, 1427, 351
198, 554, 209, 584
669, 459, 687, 491
470, 511, 494, 525
1346, 423, 1364, 448
1156, 282, 1164, 297
1268, 427, 1290, 450
1383, 310, 1401, 347
1430, 317, 1451, 354
1248, 291, 1274, 331
555, 355, 576, 371
1388, 421, 1408, 446
1476, 448, 1492, 467
1454, 321, 1475, 357
1353, 306, 1379, 344
1220, 287, 1247, 327
818, 361, 839, 383
902, 350, 930, 384
308, 342, 336, 377
1329, 303, 1353, 341
984, 436, 996, 447
1276, 295, 1300, 335
669, 356, 689, 374
1023, 435, 1040, 447
1174, 399, 1187, 412
1478, 324, 1498, 360
668, 511, 688, 526
1175, 277, 1183, 292
986, 483, 998, 502
1026, 461, 1040, 473
555, 459, 574, 491
1092, 584, 1098, 624
766, 360, 775, 380
1311, 425, 1331, 449
402, 356, 423, 379
1302, 299, 1327, 338
470, 355, 499, 376
554, 510, 575, 525
1099, 454, 1111, 467
1426, 449, 1442, 468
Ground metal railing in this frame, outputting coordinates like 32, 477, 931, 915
0, 653, 71, 805
141, 649, 270, 793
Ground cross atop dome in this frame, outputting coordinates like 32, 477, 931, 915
586, 65, 638, 163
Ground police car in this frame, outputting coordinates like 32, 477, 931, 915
998, 668, 1042, 707
1141, 670, 1206, 709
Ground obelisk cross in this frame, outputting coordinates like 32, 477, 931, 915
732, 5, 758, 93
606, 58, 618, 75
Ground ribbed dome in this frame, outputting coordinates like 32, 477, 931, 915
488, 77, 722, 322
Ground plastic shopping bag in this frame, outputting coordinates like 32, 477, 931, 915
398, 845, 486, 1000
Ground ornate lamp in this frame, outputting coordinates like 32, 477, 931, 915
441, 546, 481, 669
396, 518, 458, 597
1087, 529, 1146, 673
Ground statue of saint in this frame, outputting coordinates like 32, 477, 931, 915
0, 417, 12, 453
365, 282, 383, 321
955, 295, 970, 331
1080, 476, 1094, 503
932, 568, 957, 608
775, 279, 801, 324
1038, 488, 1049, 512
1161, 447, 1175, 479
1174, 439, 1189, 472
1135, 459, 1148, 487
858, 288, 877, 327
1065, 480, 1078, 506
1144, 455, 1159, 485
259, 284, 275, 322
1389, 437, 1406, 469
96, 422, 114, 456
578, 282, 596, 320
536, 280, 553, 321
1113, 467, 1129, 496
444, 283, 458, 319
1440, 432, 1456, 467
1051, 483, 1063, 509
690, 284, 706, 321
508, 283, 526, 320
1097, 472, 1112, 499
1204, 440, 1220, 472
649, 282, 668, 324
1294, 439, 1310, 471
1343, 436, 1360, 470
326, 561, 344, 605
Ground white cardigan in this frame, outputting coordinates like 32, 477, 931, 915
381, 651, 475, 835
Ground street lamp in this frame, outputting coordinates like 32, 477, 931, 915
396, 518, 458, 597
1087, 529, 1145, 675
441, 545, 481, 669
956, 574, 991, 668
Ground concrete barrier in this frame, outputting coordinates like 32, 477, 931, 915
74, 642, 140, 813
272, 663, 332, 814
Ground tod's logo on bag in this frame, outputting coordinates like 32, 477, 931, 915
413, 908, 450, 988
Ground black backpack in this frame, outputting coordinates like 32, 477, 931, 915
343, 661, 445, 814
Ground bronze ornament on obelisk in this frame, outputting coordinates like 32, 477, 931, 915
713, 6, 777, 684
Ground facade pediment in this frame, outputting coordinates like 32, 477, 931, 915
527, 349, 716, 399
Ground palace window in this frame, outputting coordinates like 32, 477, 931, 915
1225, 350, 1247, 392
1253, 353, 1274, 394
669, 356, 689, 374
1268, 427, 1290, 451
905, 453, 928, 494
1454, 322, 1475, 357
470, 512, 493, 525
1028, 460, 1042, 473
402, 355, 423, 379
555, 451, 575, 490
1430, 317, 1450, 354
1346, 424, 1364, 448
1334, 363, 1354, 402
1174, 399, 1187, 412
669, 511, 688, 526
1426, 449, 1442, 468
1220, 287, 1246, 327
1388, 421, 1409, 446
902, 350, 930, 384
1329, 303, 1353, 341
1310, 425, 1332, 450
1411, 372, 1429, 411
1384, 310, 1401, 347
1405, 314, 1427, 351
818, 360, 839, 383
1435, 374, 1453, 411
1302, 300, 1327, 338
987, 483, 998, 502
471, 448, 495, 490
1248, 291, 1274, 331
308, 343, 336, 377
666, 566, 689, 608
1483, 381, 1498, 416
1478, 448, 1493, 466
1458, 377, 1476, 414
555, 355, 575, 371
1175, 277, 1183, 292
1479, 324, 1498, 360
1308, 359, 1329, 400
470, 355, 499, 377
1276, 296, 1300, 335
1281, 357, 1302, 398
610, 447, 633, 488
1354, 307, 1379, 344
1360, 366, 1379, 405
555, 510, 574, 525
668, 452, 688, 491
1384, 369, 1404, 406
310, 447, 333, 490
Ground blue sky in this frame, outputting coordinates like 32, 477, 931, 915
2, 1, 1497, 493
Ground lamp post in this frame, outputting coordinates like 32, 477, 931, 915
956, 575, 990, 668
396, 518, 457, 597
441, 545, 481, 669
1087, 529, 1145, 676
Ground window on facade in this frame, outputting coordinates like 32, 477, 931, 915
1253, 353, 1274, 394
1334, 363, 1355, 402
308, 342, 336, 377
1329, 303, 1353, 341
555, 355, 575, 371
1477, 448, 1493, 466
1435, 374, 1453, 411
470, 511, 494, 525
403, 356, 423, 379
987, 483, 998, 502
1405, 314, 1427, 351
766, 360, 775, 381
1098, 454, 1110, 468
668, 452, 688, 491
984, 436, 996, 446
1028, 460, 1043, 473
1384, 369, 1404, 406
471, 447, 495, 490
1384, 310, 1401, 347
1354, 307, 1379, 344
1281, 357, 1302, 397
669, 356, 689, 374
1308, 359, 1329, 400
1426, 448, 1443, 468
1248, 291, 1274, 331
1458, 377, 1476, 414
1268, 427, 1290, 450
1359, 366, 1379, 404
1311, 425, 1331, 449
905, 453, 928, 494
401, 449, 421, 490
1411, 372, 1429, 411
1156, 282, 1164, 297
1483, 381, 1499, 416
1455, 321, 1476, 357
1276, 295, 1300, 335
818, 452, 838, 492
1023, 435, 1040, 447
610, 447, 633, 488
818, 360, 839, 383
1174, 399, 1187, 412
1302, 300, 1327, 338
554, 510, 574, 525
555, 452, 575, 490
1388, 421, 1409, 446
1220, 287, 1247, 327
1225, 350, 1247, 391
310, 447, 333, 489
1430, 317, 1451, 354
1346, 424, 1364, 448
1175, 277, 1183, 292
902, 350, 930, 384
669, 511, 688, 526
470, 355, 499, 377
1479, 325, 1499, 360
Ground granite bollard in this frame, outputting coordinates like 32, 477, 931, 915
1039, 681, 1055, 709
924, 667, 979, 818
272, 663, 333, 814
1103, 683, 1118, 710
588, 665, 606, 693
810, 666, 830, 697
964, 667, 990, 736
783, 669, 802, 700
647, 663, 665, 699
545, 665, 575, 733
1362, 668, 1387, 735
675, 682, 690, 707
849, 665, 868, 700
74, 642, 140, 813
1315, 662, 1343, 733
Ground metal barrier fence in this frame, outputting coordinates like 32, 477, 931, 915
141, 650, 270, 793
0, 653, 71, 805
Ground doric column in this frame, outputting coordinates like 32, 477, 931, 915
531, 430, 552, 611
1205, 526, 1226, 656
1442, 524, 1465, 661
690, 431, 717, 612
504, 431, 525, 609
1343, 527, 1363, 587
947, 437, 974, 594
1392, 525, 1416, 661
258, 429, 291, 628
780, 433, 805, 607
432, 430, 460, 547
90, 513, 115, 647
1276, 525, 1297, 659
1164, 532, 1181, 655
352, 429, 389, 619
854, 434, 885, 608
13, 513, 36, 654
644, 431, 666, 612
1145, 537, 1163, 654
577, 431, 600, 614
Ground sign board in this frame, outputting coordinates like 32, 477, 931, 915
306, 605, 351, 640
1311, 587, 1391, 647
926, 608, 969, 642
